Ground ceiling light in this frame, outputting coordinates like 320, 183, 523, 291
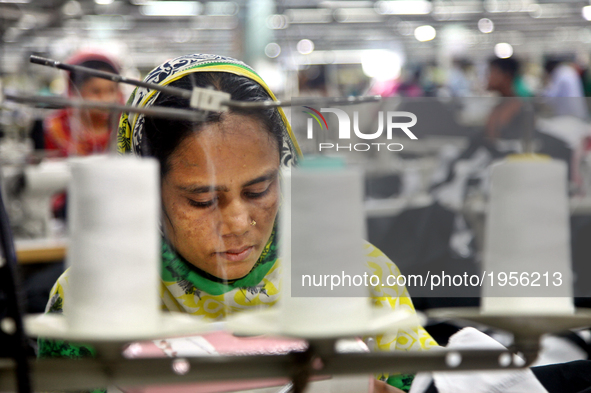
478, 18, 494, 33
62, 1, 82, 16
140, 1, 202, 16
494, 43, 513, 58
375, 1, 432, 15
583, 6, 591, 21
320, 1, 373, 8
361, 50, 402, 80
297, 39, 315, 55
265, 43, 281, 58
414, 25, 436, 42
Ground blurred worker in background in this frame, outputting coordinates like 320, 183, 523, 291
42, 51, 123, 157
543, 57, 588, 119
485, 57, 527, 141
487, 57, 519, 98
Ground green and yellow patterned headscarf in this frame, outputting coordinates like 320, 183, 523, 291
117, 53, 301, 163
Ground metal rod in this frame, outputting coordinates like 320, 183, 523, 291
29, 55, 192, 99
0, 349, 526, 392
6, 91, 382, 115
0, 180, 31, 393
227, 95, 382, 109
4, 93, 205, 122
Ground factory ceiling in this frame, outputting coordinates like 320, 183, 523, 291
1, 0, 591, 73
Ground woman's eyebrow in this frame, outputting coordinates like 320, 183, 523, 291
176, 169, 278, 194
177, 184, 229, 194
242, 169, 279, 187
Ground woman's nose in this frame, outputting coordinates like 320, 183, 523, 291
219, 199, 250, 236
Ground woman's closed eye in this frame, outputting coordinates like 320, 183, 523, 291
244, 182, 274, 199
187, 197, 217, 208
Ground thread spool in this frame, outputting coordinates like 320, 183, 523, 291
66, 156, 161, 335
481, 156, 574, 315
280, 159, 372, 336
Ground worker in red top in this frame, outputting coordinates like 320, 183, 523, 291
43, 52, 123, 156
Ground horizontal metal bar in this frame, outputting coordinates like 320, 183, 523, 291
0, 349, 528, 392
226, 95, 382, 109
4, 94, 205, 122
321, 349, 525, 375
5, 92, 382, 119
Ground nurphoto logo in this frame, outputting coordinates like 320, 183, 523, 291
302, 107, 418, 152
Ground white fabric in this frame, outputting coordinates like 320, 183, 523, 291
409, 327, 548, 393
534, 335, 587, 367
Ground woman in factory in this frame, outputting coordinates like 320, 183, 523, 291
43, 51, 122, 157
40, 54, 437, 392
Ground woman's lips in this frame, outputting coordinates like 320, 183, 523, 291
218, 246, 254, 262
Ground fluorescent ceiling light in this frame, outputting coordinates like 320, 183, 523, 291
433, 1, 482, 17
376, 1, 432, 15
583, 5, 591, 21
140, 1, 202, 16
414, 25, 436, 41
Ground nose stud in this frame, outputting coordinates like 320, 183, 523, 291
250, 220, 257, 226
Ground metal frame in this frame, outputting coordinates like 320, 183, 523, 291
0, 180, 31, 393
0, 344, 533, 393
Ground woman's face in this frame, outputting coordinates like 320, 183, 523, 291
161, 113, 281, 280
78, 77, 120, 122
